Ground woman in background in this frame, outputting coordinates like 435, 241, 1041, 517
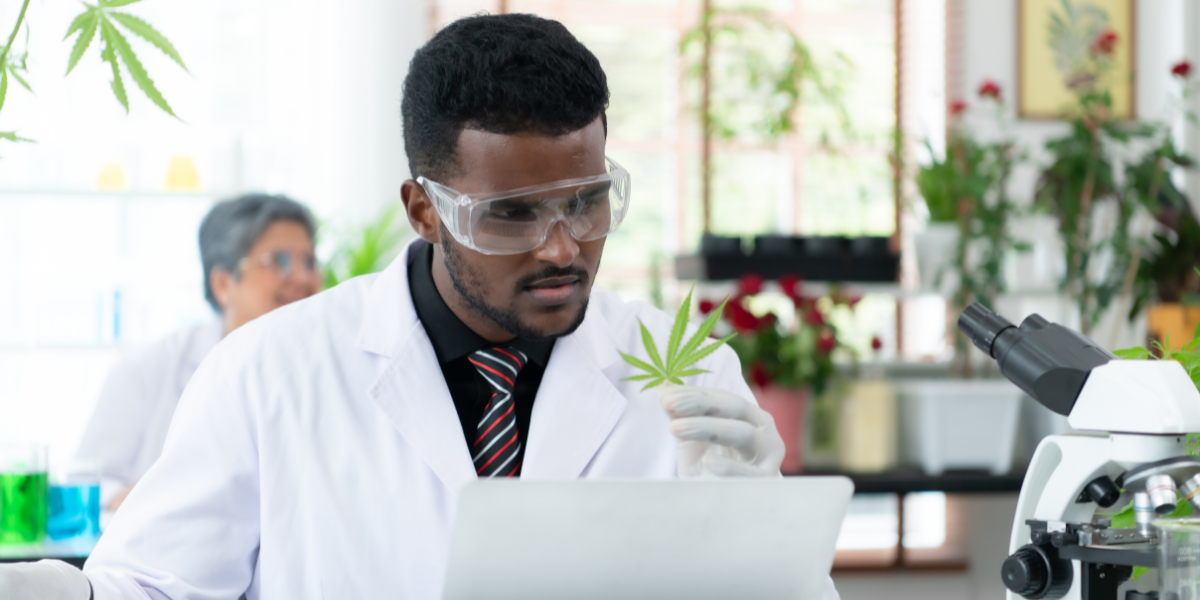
75, 194, 322, 510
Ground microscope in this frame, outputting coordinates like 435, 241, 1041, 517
957, 304, 1200, 600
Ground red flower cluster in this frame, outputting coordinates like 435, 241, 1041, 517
1173, 60, 1193, 79
726, 298, 764, 333
698, 299, 716, 315
949, 99, 967, 116
737, 274, 764, 296
977, 79, 1001, 101
816, 331, 836, 354
1091, 29, 1118, 56
871, 336, 883, 351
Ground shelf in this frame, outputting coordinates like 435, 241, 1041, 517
675, 254, 899, 283
796, 469, 1025, 495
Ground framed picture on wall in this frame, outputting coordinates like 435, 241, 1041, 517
1017, 0, 1136, 120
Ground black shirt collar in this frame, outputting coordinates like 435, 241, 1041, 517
408, 241, 554, 366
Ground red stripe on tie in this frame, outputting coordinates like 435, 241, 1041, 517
506, 461, 522, 477
492, 348, 524, 368
473, 404, 514, 446
468, 359, 515, 387
476, 433, 518, 473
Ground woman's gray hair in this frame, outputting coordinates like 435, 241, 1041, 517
199, 193, 317, 313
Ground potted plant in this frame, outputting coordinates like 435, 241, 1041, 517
701, 274, 860, 472
914, 79, 1026, 375
1125, 61, 1199, 351
680, 2, 849, 237
321, 203, 411, 288
1034, 26, 1192, 336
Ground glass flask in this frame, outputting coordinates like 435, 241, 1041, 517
1158, 517, 1200, 600
0, 444, 49, 545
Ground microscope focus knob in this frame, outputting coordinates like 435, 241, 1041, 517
1003, 547, 1049, 597
1002, 544, 1071, 599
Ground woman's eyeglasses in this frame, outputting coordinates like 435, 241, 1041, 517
239, 251, 318, 279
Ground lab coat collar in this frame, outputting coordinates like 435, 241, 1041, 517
357, 239, 628, 491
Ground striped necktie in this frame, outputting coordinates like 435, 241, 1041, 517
468, 346, 527, 478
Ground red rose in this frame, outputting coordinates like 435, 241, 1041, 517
738, 274, 764, 296
871, 336, 883, 351
817, 331, 836, 354
1173, 60, 1193, 79
804, 306, 826, 327
977, 80, 1002, 100
749, 361, 772, 388
698, 299, 716, 315
949, 99, 967, 116
847, 294, 862, 308
1091, 29, 1118, 55
778, 274, 802, 301
728, 300, 762, 333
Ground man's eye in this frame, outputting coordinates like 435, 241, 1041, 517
487, 202, 537, 220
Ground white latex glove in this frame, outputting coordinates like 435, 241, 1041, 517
658, 384, 785, 478
0, 560, 91, 600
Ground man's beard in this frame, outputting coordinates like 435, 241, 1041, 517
440, 228, 591, 341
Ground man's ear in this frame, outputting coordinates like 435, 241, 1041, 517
401, 179, 442, 244
209, 268, 236, 312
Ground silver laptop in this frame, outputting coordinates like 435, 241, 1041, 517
443, 477, 854, 600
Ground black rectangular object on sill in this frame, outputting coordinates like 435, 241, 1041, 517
674, 253, 898, 282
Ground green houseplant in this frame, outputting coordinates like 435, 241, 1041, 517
916, 80, 1026, 375
322, 203, 411, 289
1034, 18, 1193, 336
680, 3, 848, 234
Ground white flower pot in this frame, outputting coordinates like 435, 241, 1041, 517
896, 379, 1024, 475
913, 222, 959, 294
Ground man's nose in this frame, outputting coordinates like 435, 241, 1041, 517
532, 220, 580, 267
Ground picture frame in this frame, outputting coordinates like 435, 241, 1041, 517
1017, 0, 1136, 120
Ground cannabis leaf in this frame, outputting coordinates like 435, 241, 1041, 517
620, 285, 734, 391
63, 0, 187, 117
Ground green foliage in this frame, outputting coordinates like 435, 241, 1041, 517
680, 7, 850, 146
64, 0, 186, 116
1033, 2, 1194, 334
1128, 153, 1200, 318
0, 0, 185, 149
322, 203, 410, 289
620, 286, 734, 391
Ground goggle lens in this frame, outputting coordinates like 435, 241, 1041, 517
420, 157, 630, 255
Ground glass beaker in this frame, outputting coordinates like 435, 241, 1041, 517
0, 444, 49, 545
1157, 517, 1200, 600
47, 463, 101, 541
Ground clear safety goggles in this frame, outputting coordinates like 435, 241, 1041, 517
417, 156, 631, 255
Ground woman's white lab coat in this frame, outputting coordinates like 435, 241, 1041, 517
74, 319, 224, 505
83, 242, 840, 600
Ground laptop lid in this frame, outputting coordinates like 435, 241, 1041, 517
443, 477, 854, 600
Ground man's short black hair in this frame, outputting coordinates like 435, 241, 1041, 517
401, 13, 610, 183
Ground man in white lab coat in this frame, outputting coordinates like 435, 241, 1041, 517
0, 13, 840, 600
73, 194, 322, 509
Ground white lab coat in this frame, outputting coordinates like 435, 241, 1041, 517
83, 242, 840, 600
74, 320, 224, 506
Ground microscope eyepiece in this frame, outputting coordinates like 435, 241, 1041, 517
956, 302, 1114, 416
957, 303, 1015, 358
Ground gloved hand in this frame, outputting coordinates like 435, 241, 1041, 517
658, 384, 785, 478
0, 560, 91, 600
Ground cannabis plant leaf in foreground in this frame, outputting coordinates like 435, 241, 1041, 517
619, 286, 734, 391
64, 0, 187, 117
